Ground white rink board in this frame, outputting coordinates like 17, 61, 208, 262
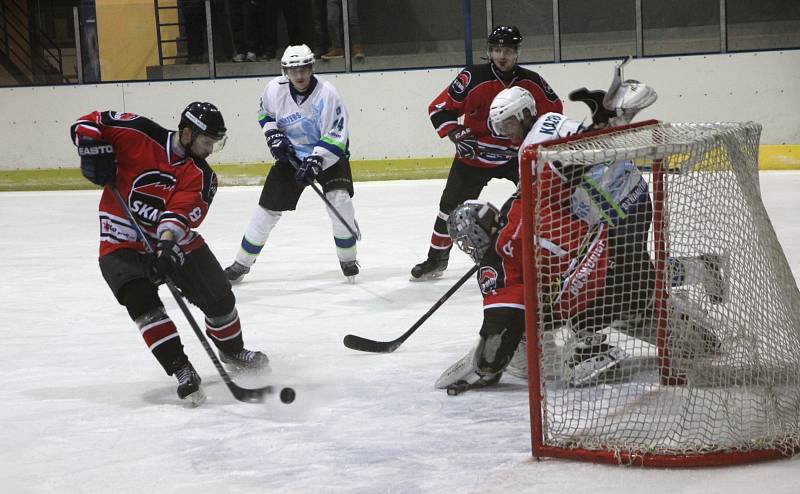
1, 50, 799, 169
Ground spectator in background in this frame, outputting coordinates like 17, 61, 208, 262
180, 0, 206, 63
321, 0, 364, 60
231, 0, 259, 62
312, 0, 329, 57
260, 0, 304, 60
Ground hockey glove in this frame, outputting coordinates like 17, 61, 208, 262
146, 239, 185, 284
78, 138, 117, 186
447, 126, 479, 160
295, 155, 323, 184
265, 130, 296, 163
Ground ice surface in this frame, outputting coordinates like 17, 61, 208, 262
1, 175, 798, 493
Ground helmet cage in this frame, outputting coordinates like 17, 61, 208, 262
447, 201, 501, 263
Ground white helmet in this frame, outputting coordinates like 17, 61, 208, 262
281, 44, 314, 69
489, 86, 536, 131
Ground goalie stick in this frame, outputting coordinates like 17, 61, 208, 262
110, 186, 275, 403
288, 156, 362, 241
343, 264, 479, 353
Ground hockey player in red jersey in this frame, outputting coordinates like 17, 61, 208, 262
437, 74, 720, 393
436, 81, 656, 392
72, 102, 268, 405
411, 25, 563, 281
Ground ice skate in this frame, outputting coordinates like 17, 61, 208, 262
173, 360, 206, 406
565, 333, 628, 387
224, 261, 250, 283
340, 260, 360, 283
700, 253, 727, 304
667, 292, 722, 359
410, 257, 448, 281
220, 348, 269, 371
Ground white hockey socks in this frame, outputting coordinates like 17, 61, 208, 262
234, 207, 282, 267
325, 189, 358, 263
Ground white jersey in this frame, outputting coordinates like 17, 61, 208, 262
516, 111, 584, 164
518, 112, 647, 227
258, 75, 349, 170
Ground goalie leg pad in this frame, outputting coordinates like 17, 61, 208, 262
435, 336, 505, 389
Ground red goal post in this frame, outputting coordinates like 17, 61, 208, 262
520, 120, 800, 467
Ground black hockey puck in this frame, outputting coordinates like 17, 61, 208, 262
280, 387, 296, 404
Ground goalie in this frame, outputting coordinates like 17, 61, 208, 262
437, 62, 723, 393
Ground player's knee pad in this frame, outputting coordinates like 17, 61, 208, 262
119, 278, 163, 321
478, 307, 525, 374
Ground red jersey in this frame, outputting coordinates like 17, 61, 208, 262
428, 63, 562, 168
71, 111, 218, 258
480, 163, 608, 321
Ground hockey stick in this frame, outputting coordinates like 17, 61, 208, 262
110, 186, 274, 403
343, 263, 480, 353
288, 156, 361, 241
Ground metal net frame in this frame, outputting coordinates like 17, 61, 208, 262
520, 120, 800, 467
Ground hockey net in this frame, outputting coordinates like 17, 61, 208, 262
520, 120, 800, 467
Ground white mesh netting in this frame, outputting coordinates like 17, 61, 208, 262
525, 121, 800, 463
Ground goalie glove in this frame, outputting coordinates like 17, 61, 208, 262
604, 80, 658, 126
447, 125, 479, 160
569, 87, 616, 127
602, 57, 657, 126
570, 57, 657, 128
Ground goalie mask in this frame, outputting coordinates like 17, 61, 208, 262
447, 201, 501, 263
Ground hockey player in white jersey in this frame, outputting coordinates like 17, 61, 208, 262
225, 44, 360, 283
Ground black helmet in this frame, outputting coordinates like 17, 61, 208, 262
488, 25, 522, 47
179, 102, 226, 140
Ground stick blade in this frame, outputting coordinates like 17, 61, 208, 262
229, 384, 274, 403
343, 334, 400, 353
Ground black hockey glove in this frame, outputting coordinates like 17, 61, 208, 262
447, 125, 479, 160
78, 138, 117, 186
265, 130, 296, 163
295, 155, 323, 184
568, 87, 616, 128
146, 239, 185, 284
